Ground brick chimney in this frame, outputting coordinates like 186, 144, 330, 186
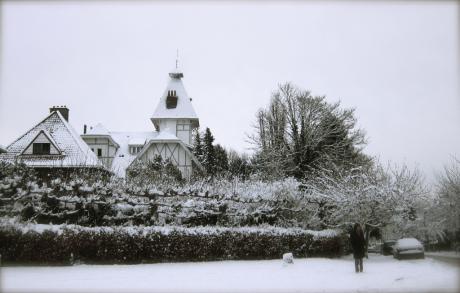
50, 106, 69, 122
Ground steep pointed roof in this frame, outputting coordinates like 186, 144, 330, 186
0, 111, 103, 168
151, 68, 199, 127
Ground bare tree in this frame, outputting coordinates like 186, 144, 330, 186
250, 82, 369, 180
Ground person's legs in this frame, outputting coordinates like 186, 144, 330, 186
354, 258, 359, 273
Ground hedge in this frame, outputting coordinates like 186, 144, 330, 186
0, 221, 347, 265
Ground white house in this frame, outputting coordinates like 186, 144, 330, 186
0, 107, 103, 177
81, 67, 203, 178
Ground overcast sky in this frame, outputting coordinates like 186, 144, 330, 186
0, 1, 458, 184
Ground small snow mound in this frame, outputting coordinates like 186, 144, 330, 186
283, 252, 294, 264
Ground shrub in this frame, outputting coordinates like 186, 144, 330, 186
0, 222, 345, 265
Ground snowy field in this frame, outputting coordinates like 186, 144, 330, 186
0, 254, 458, 293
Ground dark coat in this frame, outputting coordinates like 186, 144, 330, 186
350, 229, 366, 259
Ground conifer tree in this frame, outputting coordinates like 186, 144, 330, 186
203, 127, 216, 175
192, 129, 204, 164
214, 144, 229, 174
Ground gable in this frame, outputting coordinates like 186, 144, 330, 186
128, 139, 203, 171
20, 130, 62, 155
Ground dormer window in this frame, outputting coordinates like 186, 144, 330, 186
33, 143, 50, 155
166, 90, 178, 109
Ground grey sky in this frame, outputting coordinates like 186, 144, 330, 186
0, 1, 458, 184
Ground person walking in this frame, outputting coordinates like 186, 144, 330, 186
350, 222, 365, 273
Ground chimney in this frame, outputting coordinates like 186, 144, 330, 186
83, 124, 87, 134
50, 106, 69, 122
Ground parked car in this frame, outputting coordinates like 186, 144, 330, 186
393, 238, 425, 260
382, 240, 397, 256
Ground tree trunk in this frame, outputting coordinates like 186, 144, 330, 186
364, 224, 370, 259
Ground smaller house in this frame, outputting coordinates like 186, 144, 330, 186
0, 106, 104, 179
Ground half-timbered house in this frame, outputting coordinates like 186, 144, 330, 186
81, 67, 203, 178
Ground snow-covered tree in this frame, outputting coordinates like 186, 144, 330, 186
435, 157, 460, 244
250, 83, 370, 180
302, 162, 427, 245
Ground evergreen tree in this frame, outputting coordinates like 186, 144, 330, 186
192, 129, 204, 164
203, 127, 216, 175
214, 144, 229, 174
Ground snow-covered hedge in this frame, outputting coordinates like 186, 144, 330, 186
0, 220, 346, 265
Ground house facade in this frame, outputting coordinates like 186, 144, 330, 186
81, 67, 203, 178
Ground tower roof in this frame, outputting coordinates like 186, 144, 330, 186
151, 68, 199, 128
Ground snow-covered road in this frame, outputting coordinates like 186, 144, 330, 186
0, 254, 458, 293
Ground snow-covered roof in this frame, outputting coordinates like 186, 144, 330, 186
106, 129, 202, 177
0, 111, 103, 168
151, 70, 199, 127
86, 123, 110, 135
155, 130, 181, 141
109, 131, 158, 177
128, 138, 146, 146
82, 123, 120, 148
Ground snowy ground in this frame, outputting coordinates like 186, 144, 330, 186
0, 254, 458, 293
425, 251, 460, 258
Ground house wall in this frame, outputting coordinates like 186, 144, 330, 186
158, 119, 177, 134
176, 119, 192, 145
158, 119, 193, 146
137, 142, 192, 178
23, 132, 60, 155
81, 136, 117, 169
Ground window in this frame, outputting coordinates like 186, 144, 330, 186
177, 121, 190, 132
91, 148, 94, 152
130, 146, 142, 155
32, 143, 50, 155
97, 148, 102, 157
